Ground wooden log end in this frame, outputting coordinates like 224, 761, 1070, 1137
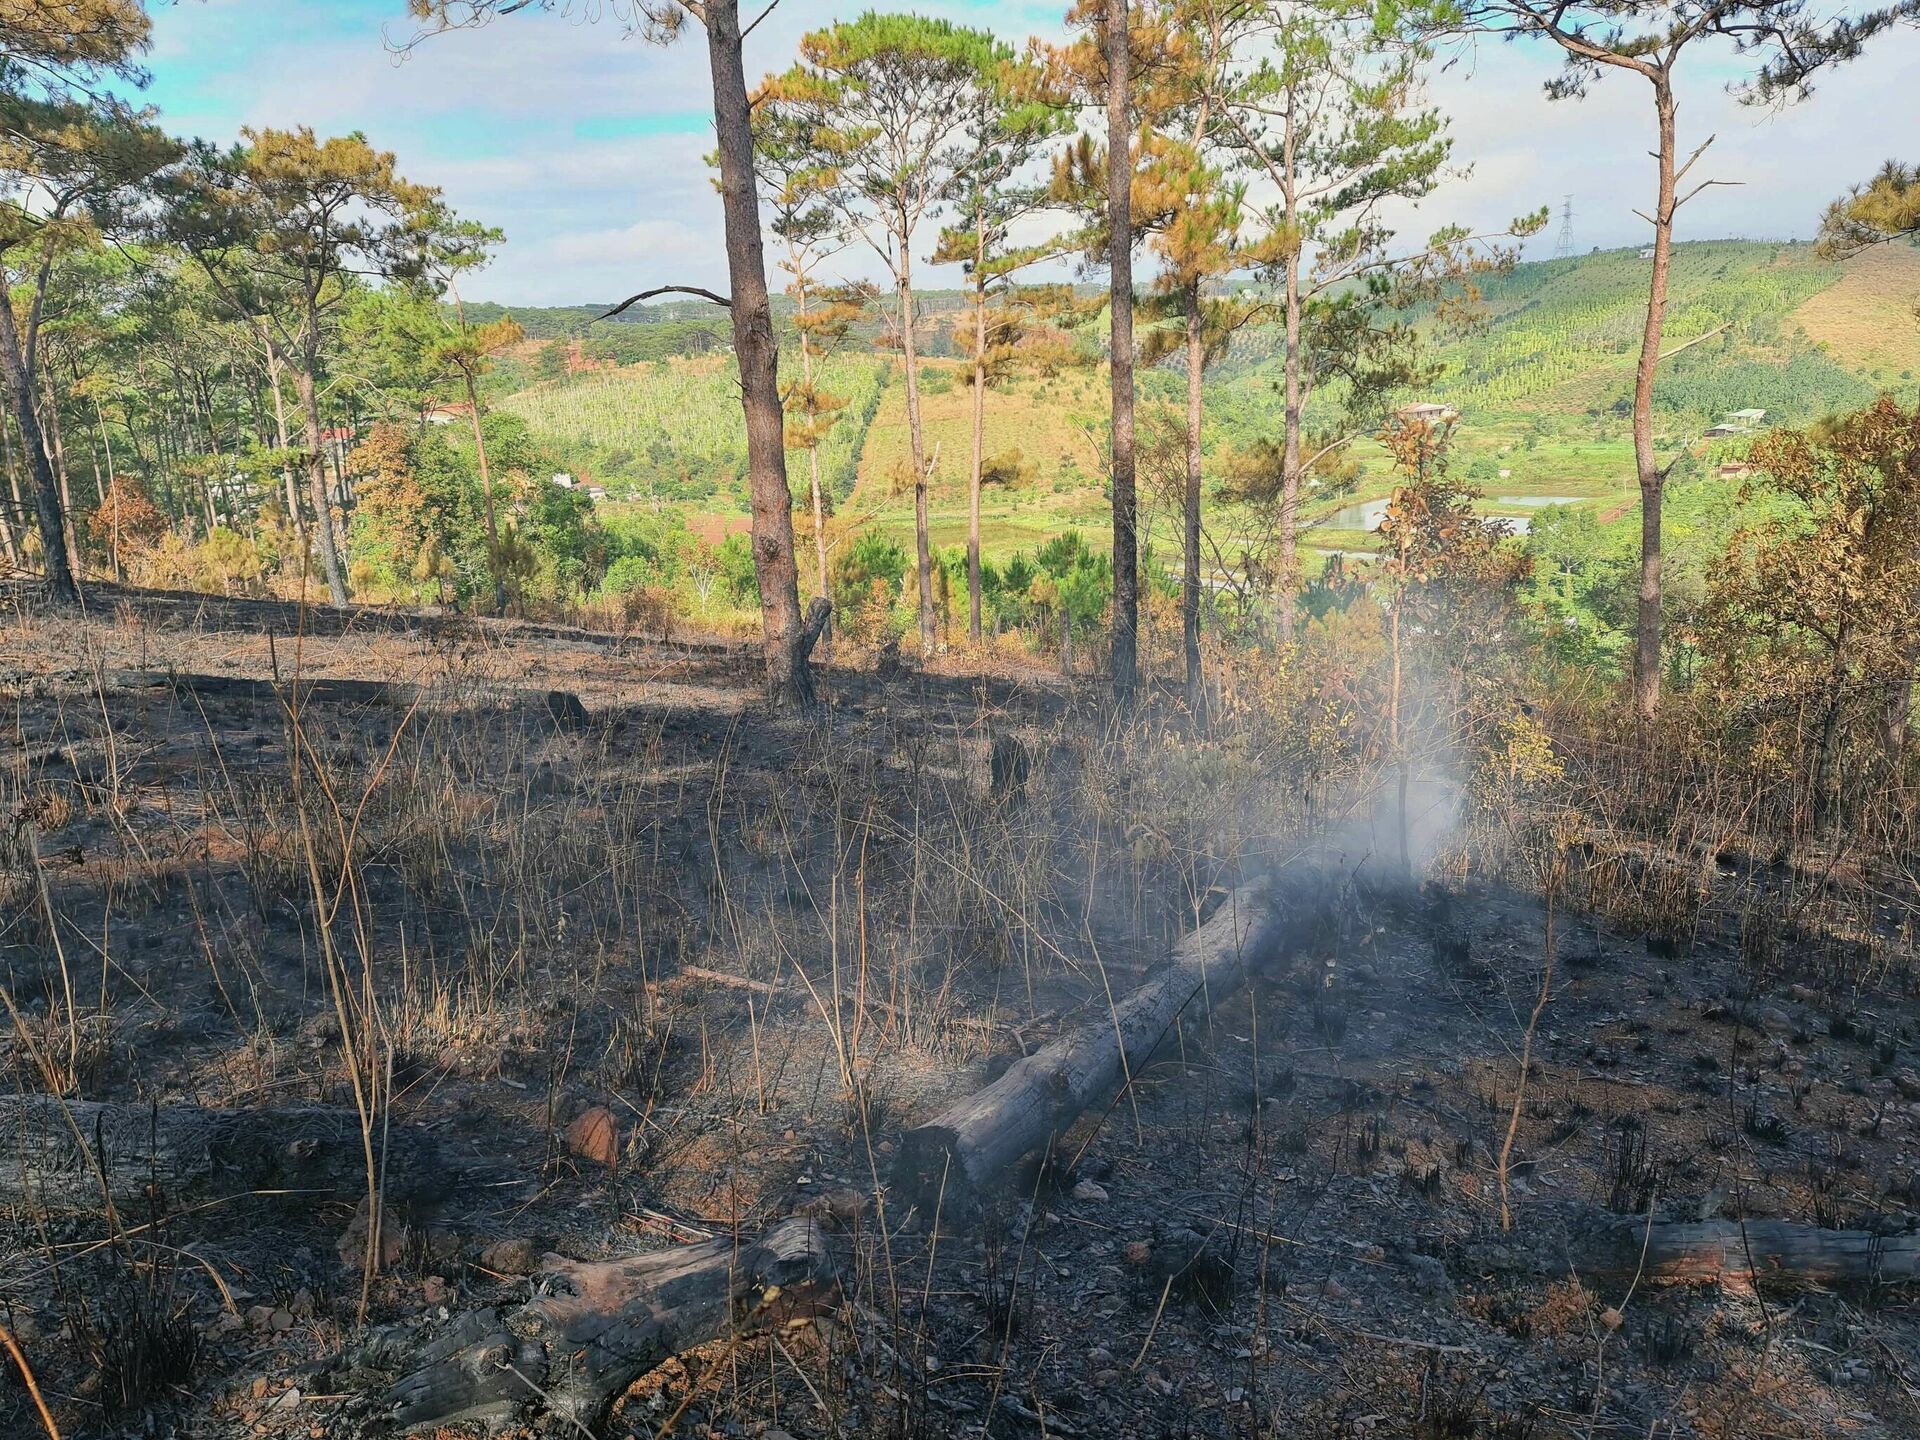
890, 1122, 972, 1218
386, 1308, 546, 1433
384, 1219, 836, 1435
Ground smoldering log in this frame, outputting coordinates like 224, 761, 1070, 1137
1592, 1219, 1920, 1292
385, 1217, 835, 1434
893, 880, 1301, 1210
0, 1098, 467, 1213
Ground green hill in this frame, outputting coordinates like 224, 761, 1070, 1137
487, 240, 1920, 569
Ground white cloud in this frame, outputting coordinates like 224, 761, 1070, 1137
139, 5, 1920, 307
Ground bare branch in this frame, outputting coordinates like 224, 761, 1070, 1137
1656, 321, 1730, 362
595, 284, 733, 321
1676, 178, 1741, 210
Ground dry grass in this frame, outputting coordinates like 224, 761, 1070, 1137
1792, 244, 1920, 380
5, 583, 1920, 1440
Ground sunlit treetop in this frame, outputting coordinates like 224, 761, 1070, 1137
0, 0, 152, 93
1818, 161, 1920, 259
1428, 0, 1919, 103
0, 91, 177, 254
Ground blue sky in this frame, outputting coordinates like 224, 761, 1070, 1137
134, 1, 1920, 306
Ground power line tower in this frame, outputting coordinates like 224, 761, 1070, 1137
1554, 195, 1575, 259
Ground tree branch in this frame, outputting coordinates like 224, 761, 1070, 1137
595, 285, 733, 322
1656, 321, 1730, 362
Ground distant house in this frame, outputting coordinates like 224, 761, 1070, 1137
1706, 409, 1767, 440
1717, 462, 1758, 480
423, 401, 472, 426
551, 472, 577, 489
1638, 247, 1656, 259
584, 486, 608, 502
1397, 401, 1459, 423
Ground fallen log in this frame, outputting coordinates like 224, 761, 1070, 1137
893, 880, 1304, 1211
1595, 1219, 1920, 1293
0, 1097, 465, 1213
385, 1217, 835, 1434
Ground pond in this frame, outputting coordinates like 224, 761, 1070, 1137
1315, 497, 1392, 531
1313, 494, 1583, 536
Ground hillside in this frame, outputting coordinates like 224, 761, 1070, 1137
1793, 242, 1920, 380
485, 240, 1920, 569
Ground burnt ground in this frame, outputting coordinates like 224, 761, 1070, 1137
3, 582, 1920, 1440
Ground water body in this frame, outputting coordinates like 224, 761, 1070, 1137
1314, 495, 1583, 536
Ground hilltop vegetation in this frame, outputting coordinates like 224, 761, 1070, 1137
480, 241, 1920, 590
499, 352, 892, 507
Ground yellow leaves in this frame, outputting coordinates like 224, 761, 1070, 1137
1490, 710, 1564, 789
0, 0, 150, 74
1702, 397, 1920, 702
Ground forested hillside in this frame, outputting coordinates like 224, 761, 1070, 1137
486, 241, 1920, 567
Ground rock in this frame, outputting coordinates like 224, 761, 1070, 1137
1123, 1240, 1153, 1268
1405, 1253, 1454, 1302
246, 1305, 275, 1333
1600, 1306, 1624, 1331
337, 1196, 410, 1271
1070, 1179, 1109, 1204
566, 1105, 622, 1166
795, 1185, 868, 1227
545, 690, 591, 732
268, 1308, 295, 1332
269, 1387, 301, 1412
1894, 1071, 1920, 1100
1317, 1278, 1352, 1304
478, 1237, 538, 1276
421, 1275, 451, 1308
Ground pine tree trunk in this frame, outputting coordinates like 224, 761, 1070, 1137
0, 420, 18, 565
1631, 81, 1678, 722
899, 241, 936, 657
39, 368, 81, 580
793, 278, 831, 610
461, 366, 509, 615
1107, 0, 1139, 701
1280, 239, 1304, 645
0, 289, 77, 602
1184, 280, 1204, 699
704, 0, 814, 710
267, 347, 308, 553
969, 216, 987, 645
292, 358, 350, 605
